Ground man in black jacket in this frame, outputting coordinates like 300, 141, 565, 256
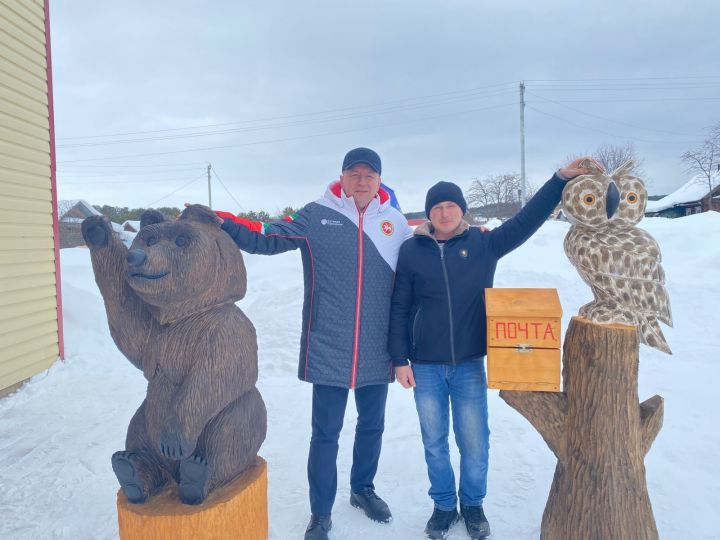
388, 157, 599, 540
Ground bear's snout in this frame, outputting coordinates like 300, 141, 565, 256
127, 249, 147, 267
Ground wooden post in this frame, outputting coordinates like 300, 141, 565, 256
500, 317, 663, 540
117, 456, 268, 540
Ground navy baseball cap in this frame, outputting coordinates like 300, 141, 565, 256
342, 147, 381, 175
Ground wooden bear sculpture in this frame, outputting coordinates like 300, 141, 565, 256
82, 205, 266, 505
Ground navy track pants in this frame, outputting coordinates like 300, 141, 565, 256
307, 383, 388, 516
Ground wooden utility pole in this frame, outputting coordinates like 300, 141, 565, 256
519, 81, 526, 207
207, 163, 213, 209
500, 317, 663, 540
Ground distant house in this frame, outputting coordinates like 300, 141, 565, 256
0, 0, 63, 395
645, 174, 720, 218
122, 220, 141, 232
58, 199, 100, 220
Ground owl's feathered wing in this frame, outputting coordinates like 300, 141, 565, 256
565, 223, 672, 354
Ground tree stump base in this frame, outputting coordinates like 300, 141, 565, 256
500, 317, 663, 540
117, 456, 267, 540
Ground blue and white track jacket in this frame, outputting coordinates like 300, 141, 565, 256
219, 182, 413, 389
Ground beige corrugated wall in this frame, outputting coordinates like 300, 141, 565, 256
0, 0, 60, 391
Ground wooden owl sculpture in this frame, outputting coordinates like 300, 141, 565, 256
562, 160, 673, 354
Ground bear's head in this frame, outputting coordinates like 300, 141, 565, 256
125, 205, 247, 324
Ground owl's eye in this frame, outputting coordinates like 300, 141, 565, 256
626, 192, 638, 204
175, 235, 188, 247
146, 235, 158, 246
582, 194, 596, 205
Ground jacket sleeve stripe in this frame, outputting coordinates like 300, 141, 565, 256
215, 210, 264, 233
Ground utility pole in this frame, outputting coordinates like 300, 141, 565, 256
207, 163, 212, 209
519, 81, 526, 207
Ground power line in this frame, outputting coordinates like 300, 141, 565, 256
58, 101, 516, 163
525, 75, 720, 82
145, 174, 206, 207
59, 175, 206, 185
58, 167, 206, 179
53, 76, 720, 146
56, 81, 517, 141
56, 89, 517, 149
58, 161, 207, 169
526, 105, 702, 145
211, 168, 244, 211
55, 77, 720, 142
56, 85, 716, 148
527, 96, 720, 103
524, 89, 699, 137
526, 85, 720, 91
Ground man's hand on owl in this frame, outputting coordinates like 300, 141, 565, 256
559, 157, 604, 180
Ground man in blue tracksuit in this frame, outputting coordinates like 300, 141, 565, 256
218, 148, 412, 540
388, 157, 599, 539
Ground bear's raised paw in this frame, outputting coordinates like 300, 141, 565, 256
81, 215, 111, 248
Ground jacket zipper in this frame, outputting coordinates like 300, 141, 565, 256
438, 242, 457, 364
350, 209, 365, 388
412, 308, 422, 348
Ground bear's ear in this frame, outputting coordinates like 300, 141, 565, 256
140, 209, 166, 229
179, 204, 223, 227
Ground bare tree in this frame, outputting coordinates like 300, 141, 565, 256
562, 142, 646, 179
466, 173, 535, 219
594, 142, 645, 178
466, 177, 493, 208
56, 200, 76, 219
681, 121, 720, 212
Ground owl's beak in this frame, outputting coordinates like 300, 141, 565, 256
606, 182, 620, 219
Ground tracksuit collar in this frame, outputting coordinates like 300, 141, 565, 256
325, 181, 391, 214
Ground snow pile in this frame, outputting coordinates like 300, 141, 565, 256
1, 214, 719, 539
646, 173, 719, 212
483, 217, 503, 230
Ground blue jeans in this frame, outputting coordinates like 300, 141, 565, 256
412, 361, 490, 510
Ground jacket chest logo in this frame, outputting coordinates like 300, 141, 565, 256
381, 220, 394, 236
459, 248, 468, 258
320, 218, 343, 227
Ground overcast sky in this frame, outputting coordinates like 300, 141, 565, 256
51, 0, 720, 214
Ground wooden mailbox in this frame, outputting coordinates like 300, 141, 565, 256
486, 288, 562, 392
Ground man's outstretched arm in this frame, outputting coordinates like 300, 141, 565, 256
217, 210, 309, 255
488, 157, 601, 258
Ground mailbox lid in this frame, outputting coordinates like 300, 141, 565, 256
485, 288, 562, 318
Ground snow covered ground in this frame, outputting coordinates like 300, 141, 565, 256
1, 213, 719, 539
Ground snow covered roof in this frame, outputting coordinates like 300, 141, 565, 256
646, 173, 719, 212
122, 220, 141, 231
58, 199, 102, 218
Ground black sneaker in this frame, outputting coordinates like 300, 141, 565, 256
424, 507, 459, 539
460, 504, 491, 539
304, 514, 332, 540
350, 487, 393, 523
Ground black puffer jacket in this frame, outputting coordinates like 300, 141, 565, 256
388, 174, 566, 366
